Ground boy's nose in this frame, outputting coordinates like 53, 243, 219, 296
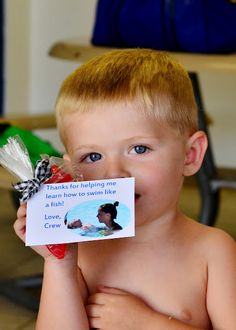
104, 159, 130, 179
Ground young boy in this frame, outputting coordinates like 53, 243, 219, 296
14, 49, 236, 329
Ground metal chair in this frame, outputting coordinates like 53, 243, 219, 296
190, 73, 236, 226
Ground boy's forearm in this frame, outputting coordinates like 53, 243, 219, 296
36, 258, 89, 330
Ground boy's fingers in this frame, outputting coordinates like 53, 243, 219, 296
13, 217, 26, 241
98, 286, 129, 295
88, 316, 100, 330
13, 216, 26, 230
86, 303, 103, 317
16, 203, 27, 218
87, 287, 129, 305
87, 293, 105, 305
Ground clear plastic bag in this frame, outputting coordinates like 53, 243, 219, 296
0, 135, 82, 259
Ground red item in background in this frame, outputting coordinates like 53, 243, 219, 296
45, 164, 74, 259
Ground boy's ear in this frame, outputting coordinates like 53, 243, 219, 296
183, 131, 208, 177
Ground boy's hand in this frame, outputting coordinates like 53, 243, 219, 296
86, 286, 155, 329
14, 203, 27, 242
14, 203, 77, 262
13, 203, 53, 259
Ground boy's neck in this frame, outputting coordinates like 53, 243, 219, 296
134, 209, 181, 243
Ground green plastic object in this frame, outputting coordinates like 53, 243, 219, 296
0, 124, 62, 166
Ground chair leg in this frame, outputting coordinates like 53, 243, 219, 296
189, 72, 220, 226
196, 170, 220, 226
0, 275, 42, 312
199, 190, 220, 226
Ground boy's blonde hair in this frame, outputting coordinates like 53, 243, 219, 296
55, 49, 198, 142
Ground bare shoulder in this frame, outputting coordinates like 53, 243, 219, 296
188, 222, 236, 327
202, 225, 236, 265
182, 216, 236, 259
198, 220, 235, 250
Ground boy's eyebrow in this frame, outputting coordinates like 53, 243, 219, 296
123, 136, 162, 143
126, 136, 160, 140
73, 144, 100, 152
76, 137, 159, 148
74, 136, 161, 151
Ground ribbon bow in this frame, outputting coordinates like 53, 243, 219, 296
13, 158, 52, 202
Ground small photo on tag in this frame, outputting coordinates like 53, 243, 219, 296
64, 200, 130, 238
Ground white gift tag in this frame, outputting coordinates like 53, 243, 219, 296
26, 177, 135, 245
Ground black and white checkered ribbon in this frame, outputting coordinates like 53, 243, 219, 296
13, 158, 52, 202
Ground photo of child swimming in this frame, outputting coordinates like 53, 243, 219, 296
64, 201, 124, 238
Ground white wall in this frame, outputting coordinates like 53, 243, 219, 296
4, 0, 236, 167
5, 0, 97, 115
200, 72, 236, 168
29, 0, 97, 114
5, 0, 31, 114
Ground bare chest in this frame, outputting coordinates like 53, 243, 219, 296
78, 240, 210, 327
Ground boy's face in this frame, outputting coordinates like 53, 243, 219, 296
63, 101, 189, 226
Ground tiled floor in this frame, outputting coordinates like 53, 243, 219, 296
0, 183, 235, 329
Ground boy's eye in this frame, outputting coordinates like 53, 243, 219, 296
132, 145, 149, 154
84, 152, 102, 162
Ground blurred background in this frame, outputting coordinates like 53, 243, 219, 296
3, 0, 236, 166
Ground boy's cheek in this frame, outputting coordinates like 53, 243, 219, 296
77, 165, 103, 181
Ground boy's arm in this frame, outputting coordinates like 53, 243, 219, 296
14, 204, 90, 330
86, 287, 204, 329
206, 229, 236, 329
36, 245, 89, 330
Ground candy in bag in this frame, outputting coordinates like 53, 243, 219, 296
0, 135, 82, 259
